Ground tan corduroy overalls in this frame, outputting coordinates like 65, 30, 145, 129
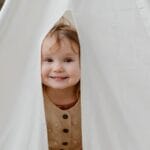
44, 92, 82, 150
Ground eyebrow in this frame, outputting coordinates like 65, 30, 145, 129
46, 51, 75, 55
42, 52, 76, 58
64, 53, 77, 57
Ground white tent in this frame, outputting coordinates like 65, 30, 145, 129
0, 0, 150, 149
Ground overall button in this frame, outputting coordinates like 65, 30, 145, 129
63, 128, 69, 133
62, 114, 68, 119
62, 142, 68, 146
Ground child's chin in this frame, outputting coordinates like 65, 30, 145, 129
49, 85, 69, 90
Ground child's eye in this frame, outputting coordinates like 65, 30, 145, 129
46, 58, 53, 62
64, 58, 74, 62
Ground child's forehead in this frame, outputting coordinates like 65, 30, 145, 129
42, 43, 78, 57
43, 47, 78, 57
42, 35, 79, 56
42, 35, 57, 49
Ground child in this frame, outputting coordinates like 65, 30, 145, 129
41, 17, 82, 150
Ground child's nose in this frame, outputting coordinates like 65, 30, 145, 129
53, 62, 64, 72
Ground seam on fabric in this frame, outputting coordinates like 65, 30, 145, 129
136, 0, 150, 36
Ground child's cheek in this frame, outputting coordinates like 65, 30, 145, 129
41, 65, 48, 77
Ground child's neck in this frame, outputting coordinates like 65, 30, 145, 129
45, 87, 77, 109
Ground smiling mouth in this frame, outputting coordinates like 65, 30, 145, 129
50, 76, 69, 80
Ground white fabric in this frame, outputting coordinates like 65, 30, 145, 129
0, 0, 150, 149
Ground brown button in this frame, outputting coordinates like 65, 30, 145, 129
62, 142, 68, 146
63, 114, 68, 119
60, 149, 64, 150
63, 128, 69, 133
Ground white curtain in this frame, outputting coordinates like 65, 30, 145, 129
0, 0, 150, 149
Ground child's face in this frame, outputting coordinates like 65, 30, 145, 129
41, 36, 80, 90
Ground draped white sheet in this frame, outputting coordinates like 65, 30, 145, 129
1, 0, 150, 149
